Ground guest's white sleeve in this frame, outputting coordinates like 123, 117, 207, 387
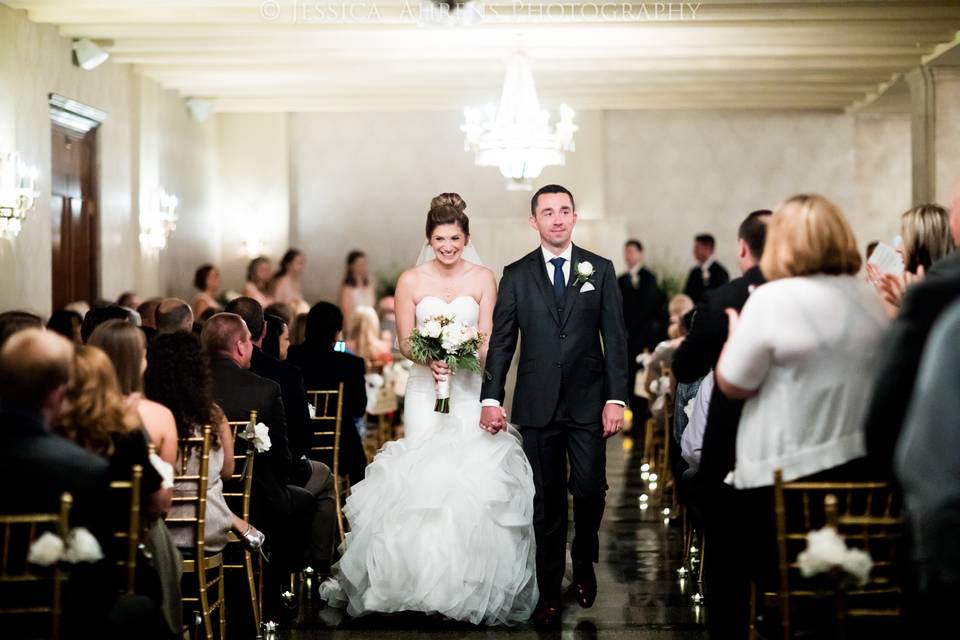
717, 290, 773, 391
682, 372, 713, 468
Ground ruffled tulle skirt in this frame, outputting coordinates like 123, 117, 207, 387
321, 367, 538, 625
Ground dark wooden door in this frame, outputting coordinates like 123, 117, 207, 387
51, 126, 98, 310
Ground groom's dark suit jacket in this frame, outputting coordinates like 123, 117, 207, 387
481, 245, 629, 426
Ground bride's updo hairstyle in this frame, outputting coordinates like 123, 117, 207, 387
426, 192, 470, 238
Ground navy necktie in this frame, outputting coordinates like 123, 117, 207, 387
550, 257, 567, 301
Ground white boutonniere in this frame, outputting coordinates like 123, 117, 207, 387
573, 261, 594, 287
239, 421, 272, 453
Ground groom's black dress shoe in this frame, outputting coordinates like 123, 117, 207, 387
532, 599, 562, 629
571, 561, 597, 608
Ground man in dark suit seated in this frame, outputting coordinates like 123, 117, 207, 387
0, 329, 115, 638
682, 233, 730, 303
617, 239, 666, 425
865, 182, 960, 475
287, 302, 368, 485
671, 210, 771, 639
200, 314, 337, 610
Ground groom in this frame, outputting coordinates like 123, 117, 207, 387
480, 184, 629, 628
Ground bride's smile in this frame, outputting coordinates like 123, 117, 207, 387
430, 223, 468, 266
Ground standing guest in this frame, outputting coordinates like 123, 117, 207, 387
345, 305, 393, 369
864, 181, 960, 474
155, 298, 194, 334
80, 304, 133, 343
243, 256, 275, 308
617, 239, 665, 420
895, 300, 960, 632
272, 249, 309, 315
88, 320, 179, 465
670, 209, 770, 638
338, 250, 376, 328
117, 291, 141, 311
192, 264, 222, 319
287, 302, 368, 485
682, 233, 729, 302
716, 195, 887, 600
48, 309, 83, 344
263, 314, 290, 361
145, 331, 264, 553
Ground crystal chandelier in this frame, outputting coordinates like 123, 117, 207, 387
0, 152, 40, 239
139, 188, 179, 252
462, 55, 577, 190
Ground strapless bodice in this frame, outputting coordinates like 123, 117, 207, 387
415, 295, 480, 328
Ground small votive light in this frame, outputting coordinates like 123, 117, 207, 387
641, 471, 650, 481
640, 502, 648, 511
677, 566, 688, 577
641, 463, 650, 472
649, 473, 658, 482
690, 545, 699, 555
692, 592, 703, 604
662, 508, 671, 516
663, 517, 670, 526
649, 482, 658, 490
639, 494, 649, 502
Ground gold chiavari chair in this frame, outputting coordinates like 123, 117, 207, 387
306, 384, 349, 544
0, 492, 72, 640
223, 411, 262, 638
108, 464, 143, 594
169, 426, 226, 640
749, 469, 904, 640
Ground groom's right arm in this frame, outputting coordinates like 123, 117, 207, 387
480, 266, 519, 406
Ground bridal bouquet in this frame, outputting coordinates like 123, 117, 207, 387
408, 313, 485, 413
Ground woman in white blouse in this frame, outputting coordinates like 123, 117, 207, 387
717, 194, 889, 489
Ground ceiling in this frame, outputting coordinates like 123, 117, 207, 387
9, 0, 960, 113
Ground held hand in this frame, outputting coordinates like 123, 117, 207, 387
479, 405, 506, 435
429, 360, 451, 384
602, 403, 625, 439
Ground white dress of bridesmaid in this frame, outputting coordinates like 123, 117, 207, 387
321, 294, 538, 625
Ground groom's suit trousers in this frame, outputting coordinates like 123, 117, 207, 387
521, 393, 607, 601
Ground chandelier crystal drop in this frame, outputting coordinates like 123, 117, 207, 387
462, 55, 577, 190
0, 152, 40, 240
139, 188, 179, 252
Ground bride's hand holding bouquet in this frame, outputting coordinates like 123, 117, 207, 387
408, 313, 485, 413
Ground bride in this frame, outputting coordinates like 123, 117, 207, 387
321, 193, 538, 625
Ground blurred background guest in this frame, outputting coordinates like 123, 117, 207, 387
264, 313, 290, 361
48, 308, 83, 344
117, 291, 141, 311
81, 304, 133, 343
345, 305, 392, 369
290, 312, 308, 347
683, 233, 729, 302
338, 250, 375, 328
137, 297, 162, 340
192, 264, 222, 318
243, 255, 275, 308
155, 298, 193, 334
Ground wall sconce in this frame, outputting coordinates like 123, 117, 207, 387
0, 152, 40, 240
139, 188, 179, 252
243, 236, 266, 259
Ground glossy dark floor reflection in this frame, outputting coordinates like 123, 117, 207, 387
278, 432, 707, 639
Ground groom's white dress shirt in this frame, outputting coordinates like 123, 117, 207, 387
481, 243, 625, 409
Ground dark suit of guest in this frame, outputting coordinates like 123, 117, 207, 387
864, 250, 960, 476
671, 265, 764, 638
250, 347, 312, 465
618, 267, 666, 419
682, 260, 730, 303
286, 343, 368, 483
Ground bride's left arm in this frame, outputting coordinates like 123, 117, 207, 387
478, 268, 497, 367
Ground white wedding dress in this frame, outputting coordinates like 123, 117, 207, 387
321, 295, 539, 625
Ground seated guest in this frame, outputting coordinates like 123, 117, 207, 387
716, 194, 887, 592
895, 299, 960, 632
80, 305, 133, 343
265, 301, 292, 326
201, 314, 337, 600
191, 264, 222, 319
287, 302, 368, 484
642, 294, 693, 405
864, 181, 960, 474
263, 314, 290, 361
56, 345, 169, 519
117, 292, 141, 311
0, 310, 43, 350
345, 305, 393, 369
144, 332, 264, 553
870, 203, 955, 316
89, 320, 178, 465
680, 371, 713, 471
155, 298, 193, 334
243, 256, 274, 308
682, 233, 729, 302
290, 312, 308, 346
137, 297, 162, 341
48, 309, 83, 344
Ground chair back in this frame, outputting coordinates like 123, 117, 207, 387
0, 493, 72, 639
224, 411, 257, 522
770, 469, 904, 636
306, 385, 344, 478
168, 426, 213, 558
108, 464, 143, 593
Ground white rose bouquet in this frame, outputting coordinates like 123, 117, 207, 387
408, 313, 485, 413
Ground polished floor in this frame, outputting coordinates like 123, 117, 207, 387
277, 432, 707, 639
